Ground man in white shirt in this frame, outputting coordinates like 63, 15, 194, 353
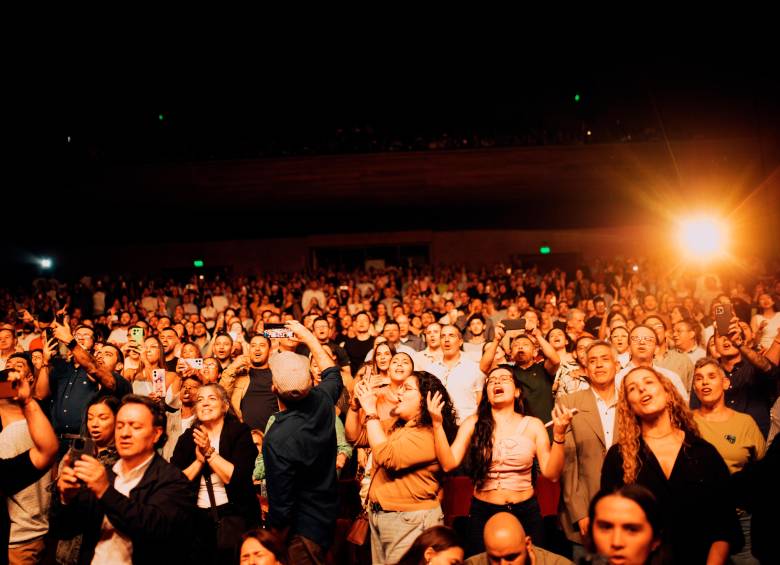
427, 325, 485, 424
414, 322, 444, 370
615, 325, 689, 402
558, 341, 619, 555
53, 395, 194, 564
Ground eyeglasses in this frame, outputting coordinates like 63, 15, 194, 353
630, 336, 656, 343
487, 376, 514, 386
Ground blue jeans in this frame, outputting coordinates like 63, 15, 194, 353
730, 512, 758, 565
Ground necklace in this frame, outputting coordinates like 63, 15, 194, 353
643, 429, 676, 440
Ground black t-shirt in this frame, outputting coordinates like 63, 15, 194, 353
343, 336, 376, 372
165, 357, 179, 373
296, 342, 351, 369
241, 368, 278, 432
510, 362, 554, 421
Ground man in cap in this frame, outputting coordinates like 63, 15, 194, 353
262, 320, 343, 565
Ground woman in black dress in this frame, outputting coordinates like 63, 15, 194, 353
601, 367, 741, 563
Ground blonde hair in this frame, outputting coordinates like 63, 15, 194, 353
616, 367, 699, 484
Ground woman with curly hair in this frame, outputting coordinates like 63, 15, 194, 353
600, 366, 742, 564
354, 371, 459, 564
427, 365, 575, 557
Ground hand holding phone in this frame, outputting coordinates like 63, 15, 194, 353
501, 318, 526, 332
0, 377, 20, 399
183, 358, 204, 370
129, 327, 144, 347
263, 323, 293, 339
152, 369, 166, 397
714, 304, 734, 336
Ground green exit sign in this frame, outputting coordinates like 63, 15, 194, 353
539, 246, 551, 255
193, 260, 204, 268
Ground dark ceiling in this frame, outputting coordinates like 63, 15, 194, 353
8, 52, 780, 245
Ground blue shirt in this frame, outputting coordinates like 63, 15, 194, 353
263, 365, 342, 548
50, 359, 131, 434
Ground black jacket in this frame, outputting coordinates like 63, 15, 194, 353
171, 414, 260, 524
50, 453, 195, 565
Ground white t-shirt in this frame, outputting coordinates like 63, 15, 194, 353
197, 435, 229, 508
753, 312, 780, 350
427, 355, 486, 424
0, 419, 52, 545
92, 454, 155, 565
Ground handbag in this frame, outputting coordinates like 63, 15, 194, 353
204, 464, 247, 551
346, 462, 377, 546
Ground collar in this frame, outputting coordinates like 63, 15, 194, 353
591, 386, 618, 407
113, 453, 155, 481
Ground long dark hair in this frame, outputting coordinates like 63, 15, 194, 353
466, 365, 524, 487
394, 372, 458, 443
392, 525, 462, 565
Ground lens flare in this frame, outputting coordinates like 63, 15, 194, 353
677, 216, 728, 261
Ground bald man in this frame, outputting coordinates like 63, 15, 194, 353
464, 512, 572, 565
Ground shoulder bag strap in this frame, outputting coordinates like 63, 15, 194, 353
202, 463, 220, 523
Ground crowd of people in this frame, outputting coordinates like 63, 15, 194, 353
1, 256, 779, 564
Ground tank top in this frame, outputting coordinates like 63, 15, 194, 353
480, 416, 535, 492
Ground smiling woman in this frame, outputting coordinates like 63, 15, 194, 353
601, 367, 743, 563
171, 383, 260, 564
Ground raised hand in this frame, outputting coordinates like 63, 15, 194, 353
551, 404, 576, 439
426, 391, 444, 426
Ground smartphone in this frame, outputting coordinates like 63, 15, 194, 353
263, 323, 293, 339
183, 358, 204, 370
129, 327, 144, 347
55, 312, 65, 324
152, 368, 166, 397
714, 304, 734, 336
0, 378, 19, 399
68, 436, 97, 464
502, 318, 526, 331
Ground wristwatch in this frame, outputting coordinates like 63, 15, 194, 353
204, 447, 216, 460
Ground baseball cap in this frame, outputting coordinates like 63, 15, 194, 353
269, 351, 311, 398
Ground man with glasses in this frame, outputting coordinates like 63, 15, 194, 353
644, 314, 693, 394
614, 324, 689, 402
672, 319, 706, 365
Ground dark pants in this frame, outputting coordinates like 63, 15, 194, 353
192, 504, 249, 565
288, 535, 326, 565
466, 496, 544, 558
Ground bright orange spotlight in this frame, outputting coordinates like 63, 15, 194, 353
677, 216, 729, 261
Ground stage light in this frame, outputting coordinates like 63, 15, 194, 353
193, 259, 204, 268
158, 113, 165, 121
574, 93, 581, 102
677, 216, 728, 261
39, 258, 52, 269
539, 245, 551, 255
632, 264, 639, 272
